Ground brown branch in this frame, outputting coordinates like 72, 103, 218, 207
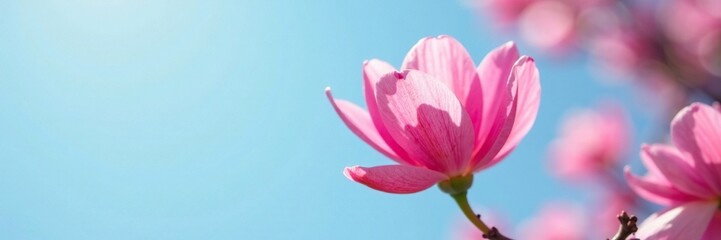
608, 211, 639, 240
476, 214, 512, 240
482, 226, 512, 240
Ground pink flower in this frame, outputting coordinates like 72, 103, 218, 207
517, 202, 586, 240
625, 102, 721, 239
326, 36, 541, 194
549, 103, 630, 180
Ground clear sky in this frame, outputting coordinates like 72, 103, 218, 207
0, 1, 656, 239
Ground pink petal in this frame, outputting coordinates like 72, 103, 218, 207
485, 55, 540, 168
362, 60, 417, 166
375, 70, 475, 176
471, 57, 536, 171
671, 103, 721, 193
343, 165, 448, 194
625, 166, 697, 206
642, 144, 714, 199
639, 144, 672, 185
401, 35, 484, 135
475, 42, 520, 150
702, 211, 721, 240
636, 201, 717, 240
325, 88, 406, 164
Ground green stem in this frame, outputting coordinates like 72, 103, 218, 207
451, 191, 490, 234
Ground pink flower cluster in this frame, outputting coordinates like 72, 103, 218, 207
476, 0, 721, 110
660, 0, 721, 81
475, 0, 614, 51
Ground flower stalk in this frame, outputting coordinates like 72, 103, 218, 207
451, 191, 490, 233
440, 175, 511, 240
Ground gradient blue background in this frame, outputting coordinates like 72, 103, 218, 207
0, 1, 656, 239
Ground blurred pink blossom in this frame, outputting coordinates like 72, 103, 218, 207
588, 25, 654, 79
660, 0, 720, 49
326, 36, 541, 194
518, 1, 577, 51
661, 0, 721, 79
475, 0, 537, 26
474, 0, 721, 106
479, 0, 614, 52
517, 202, 586, 240
625, 102, 721, 239
633, 65, 688, 113
592, 192, 637, 237
549, 103, 630, 180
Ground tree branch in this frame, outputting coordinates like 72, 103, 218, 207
608, 211, 639, 240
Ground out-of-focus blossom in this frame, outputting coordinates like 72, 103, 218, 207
326, 36, 541, 194
625, 102, 721, 239
517, 202, 586, 240
518, 1, 577, 51
549, 103, 630, 180
698, 31, 721, 77
478, 0, 614, 51
592, 192, 637, 237
549, 104, 645, 238
588, 25, 688, 113
453, 219, 486, 240
633, 65, 688, 114
660, 0, 721, 80
588, 24, 653, 79
474, 0, 721, 108
473, 0, 537, 26
660, 0, 720, 49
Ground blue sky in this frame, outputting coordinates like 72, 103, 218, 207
0, 1, 657, 239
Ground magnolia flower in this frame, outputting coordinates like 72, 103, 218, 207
626, 102, 721, 239
549, 103, 630, 180
326, 36, 540, 194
